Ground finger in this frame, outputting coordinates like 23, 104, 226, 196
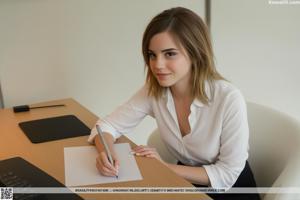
100, 153, 115, 170
97, 155, 118, 176
132, 146, 154, 152
96, 161, 116, 176
131, 146, 147, 155
132, 145, 148, 151
96, 153, 118, 175
134, 147, 156, 154
145, 154, 156, 158
103, 166, 118, 176
135, 149, 156, 157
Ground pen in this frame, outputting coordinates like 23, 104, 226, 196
96, 125, 118, 179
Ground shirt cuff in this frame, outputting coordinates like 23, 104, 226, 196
87, 120, 122, 144
203, 165, 218, 188
87, 127, 98, 144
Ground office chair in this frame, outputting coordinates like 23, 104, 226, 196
147, 102, 300, 200
247, 102, 300, 200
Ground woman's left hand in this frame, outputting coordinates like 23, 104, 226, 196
132, 145, 167, 165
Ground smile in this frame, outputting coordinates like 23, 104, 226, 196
156, 73, 171, 80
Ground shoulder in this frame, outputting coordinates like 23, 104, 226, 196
214, 80, 243, 97
127, 84, 155, 105
214, 80, 239, 94
134, 84, 149, 97
210, 80, 246, 106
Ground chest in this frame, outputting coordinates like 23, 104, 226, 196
173, 100, 191, 137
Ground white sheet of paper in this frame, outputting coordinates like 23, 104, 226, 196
64, 143, 142, 186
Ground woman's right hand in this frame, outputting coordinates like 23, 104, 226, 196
96, 151, 119, 177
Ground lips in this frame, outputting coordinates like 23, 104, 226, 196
156, 73, 171, 80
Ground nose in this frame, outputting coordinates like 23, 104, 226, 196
151, 56, 165, 71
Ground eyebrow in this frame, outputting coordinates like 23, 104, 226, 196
148, 48, 179, 53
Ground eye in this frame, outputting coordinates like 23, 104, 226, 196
165, 51, 177, 58
148, 52, 156, 60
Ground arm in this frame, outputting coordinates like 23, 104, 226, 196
202, 90, 249, 188
166, 164, 210, 186
88, 85, 153, 143
94, 133, 119, 177
89, 85, 153, 176
132, 145, 210, 186
94, 132, 116, 154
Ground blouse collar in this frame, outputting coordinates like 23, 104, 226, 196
164, 82, 213, 108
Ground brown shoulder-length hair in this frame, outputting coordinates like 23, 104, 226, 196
142, 7, 224, 104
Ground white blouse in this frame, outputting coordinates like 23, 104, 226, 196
88, 80, 249, 188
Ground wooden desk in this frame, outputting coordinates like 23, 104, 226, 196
0, 98, 211, 200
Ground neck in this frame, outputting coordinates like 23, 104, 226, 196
170, 84, 192, 102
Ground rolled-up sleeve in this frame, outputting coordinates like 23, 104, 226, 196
88, 85, 153, 143
203, 90, 249, 188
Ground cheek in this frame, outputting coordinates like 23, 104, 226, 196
149, 60, 156, 70
169, 59, 191, 74
182, 58, 192, 73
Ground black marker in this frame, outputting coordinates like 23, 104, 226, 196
13, 104, 65, 113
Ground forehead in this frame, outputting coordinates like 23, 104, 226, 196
148, 32, 182, 51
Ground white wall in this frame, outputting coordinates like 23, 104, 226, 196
211, 0, 300, 121
0, 1, 67, 107
2, 0, 298, 145
0, 0, 204, 145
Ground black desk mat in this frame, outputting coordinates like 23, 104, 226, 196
19, 115, 91, 143
0, 157, 83, 199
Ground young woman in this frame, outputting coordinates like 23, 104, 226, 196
88, 7, 260, 200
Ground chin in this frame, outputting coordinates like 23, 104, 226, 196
157, 81, 173, 87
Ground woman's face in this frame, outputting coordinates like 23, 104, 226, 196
148, 32, 192, 90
